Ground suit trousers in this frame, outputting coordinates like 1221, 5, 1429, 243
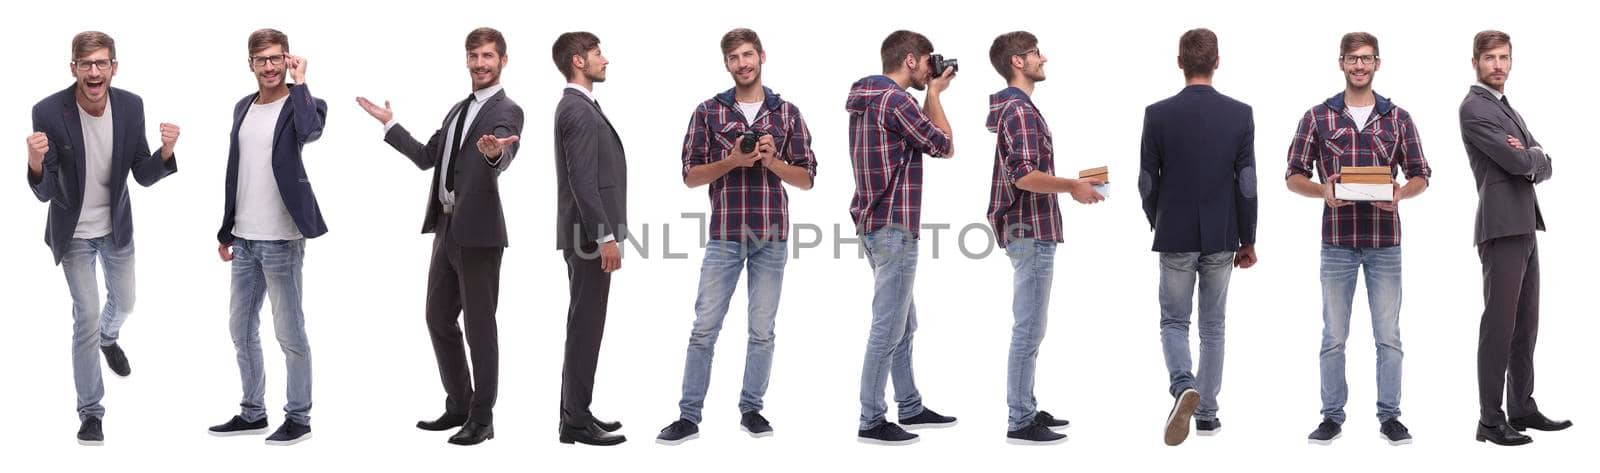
1477, 233, 1541, 425
561, 242, 612, 428
425, 211, 504, 424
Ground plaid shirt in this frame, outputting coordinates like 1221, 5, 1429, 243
681, 86, 817, 242
986, 87, 1062, 246
845, 75, 952, 237
1285, 92, 1431, 248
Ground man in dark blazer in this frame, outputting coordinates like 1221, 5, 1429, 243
550, 31, 628, 446
204, 29, 326, 447
25, 31, 180, 446
356, 27, 522, 446
1459, 30, 1569, 447
1138, 28, 1257, 447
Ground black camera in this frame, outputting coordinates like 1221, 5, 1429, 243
730, 130, 767, 154
930, 54, 958, 77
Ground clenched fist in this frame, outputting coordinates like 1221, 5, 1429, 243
26, 132, 49, 173
159, 123, 180, 160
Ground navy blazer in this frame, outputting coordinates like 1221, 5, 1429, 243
217, 84, 329, 244
27, 85, 178, 264
1138, 85, 1258, 254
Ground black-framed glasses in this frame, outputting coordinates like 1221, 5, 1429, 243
250, 54, 287, 68
1014, 48, 1041, 58
1340, 55, 1378, 65
72, 59, 116, 72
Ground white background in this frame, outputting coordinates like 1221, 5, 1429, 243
1, 0, 1593, 471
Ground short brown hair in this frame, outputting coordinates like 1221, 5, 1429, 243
71, 31, 116, 61
552, 31, 601, 80
247, 28, 289, 56
721, 28, 763, 56
1179, 28, 1218, 78
1473, 30, 1512, 58
880, 30, 933, 74
988, 31, 1038, 80
466, 27, 506, 56
1340, 32, 1379, 57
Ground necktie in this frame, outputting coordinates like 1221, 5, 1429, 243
446, 94, 472, 193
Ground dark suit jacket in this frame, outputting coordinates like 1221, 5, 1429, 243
27, 85, 178, 264
1138, 85, 1257, 254
553, 88, 628, 250
1460, 86, 1551, 246
384, 88, 522, 248
217, 84, 329, 244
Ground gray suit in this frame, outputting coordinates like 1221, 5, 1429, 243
383, 88, 522, 424
1459, 84, 1552, 426
552, 87, 627, 428
553, 88, 628, 249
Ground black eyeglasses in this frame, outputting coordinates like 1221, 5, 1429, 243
72, 59, 116, 71
1340, 55, 1378, 65
250, 55, 287, 68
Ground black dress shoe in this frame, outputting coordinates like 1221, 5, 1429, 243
1477, 422, 1532, 446
416, 413, 468, 431
1509, 413, 1573, 432
593, 417, 622, 433
560, 421, 626, 446
448, 422, 494, 446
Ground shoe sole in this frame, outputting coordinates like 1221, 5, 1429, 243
77, 439, 104, 446
1381, 433, 1413, 446
856, 436, 920, 446
208, 427, 270, 437
1006, 436, 1068, 446
1476, 434, 1533, 446
1308, 433, 1342, 445
1196, 428, 1221, 437
1164, 390, 1201, 446
741, 425, 774, 438
656, 433, 699, 446
901, 420, 957, 431
558, 437, 625, 446
265, 432, 312, 446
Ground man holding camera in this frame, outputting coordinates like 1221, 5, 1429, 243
655, 28, 817, 446
1284, 32, 1430, 447
847, 30, 956, 446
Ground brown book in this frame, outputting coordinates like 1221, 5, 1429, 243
1338, 166, 1392, 184
1079, 166, 1109, 183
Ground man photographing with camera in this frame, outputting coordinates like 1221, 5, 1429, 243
657, 28, 817, 446
847, 29, 956, 446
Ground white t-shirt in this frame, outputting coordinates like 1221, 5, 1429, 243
1349, 104, 1375, 132
74, 102, 114, 239
232, 95, 303, 241
738, 101, 762, 125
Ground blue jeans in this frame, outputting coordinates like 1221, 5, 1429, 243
61, 237, 136, 421
1006, 239, 1056, 431
1159, 251, 1234, 422
858, 227, 924, 430
1319, 244, 1403, 423
678, 239, 788, 423
228, 239, 312, 425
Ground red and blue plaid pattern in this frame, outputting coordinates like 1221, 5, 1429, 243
986, 87, 1062, 246
681, 87, 817, 242
845, 75, 952, 238
1286, 92, 1431, 248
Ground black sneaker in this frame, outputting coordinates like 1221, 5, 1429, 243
900, 408, 957, 430
1007, 422, 1068, 445
1308, 418, 1342, 445
857, 422, 919, 446
656, 419, 699, 446
740, 411, 773, 438
1380, 419, 1413, 446
1196, 418, 1222, 436
208, 415, 269, 437
264, 419, 311, 446
1034, 410, 1070, 429
77, 416, 104, 446
1164, 388, 1201, 446
101, 343, 130, 377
